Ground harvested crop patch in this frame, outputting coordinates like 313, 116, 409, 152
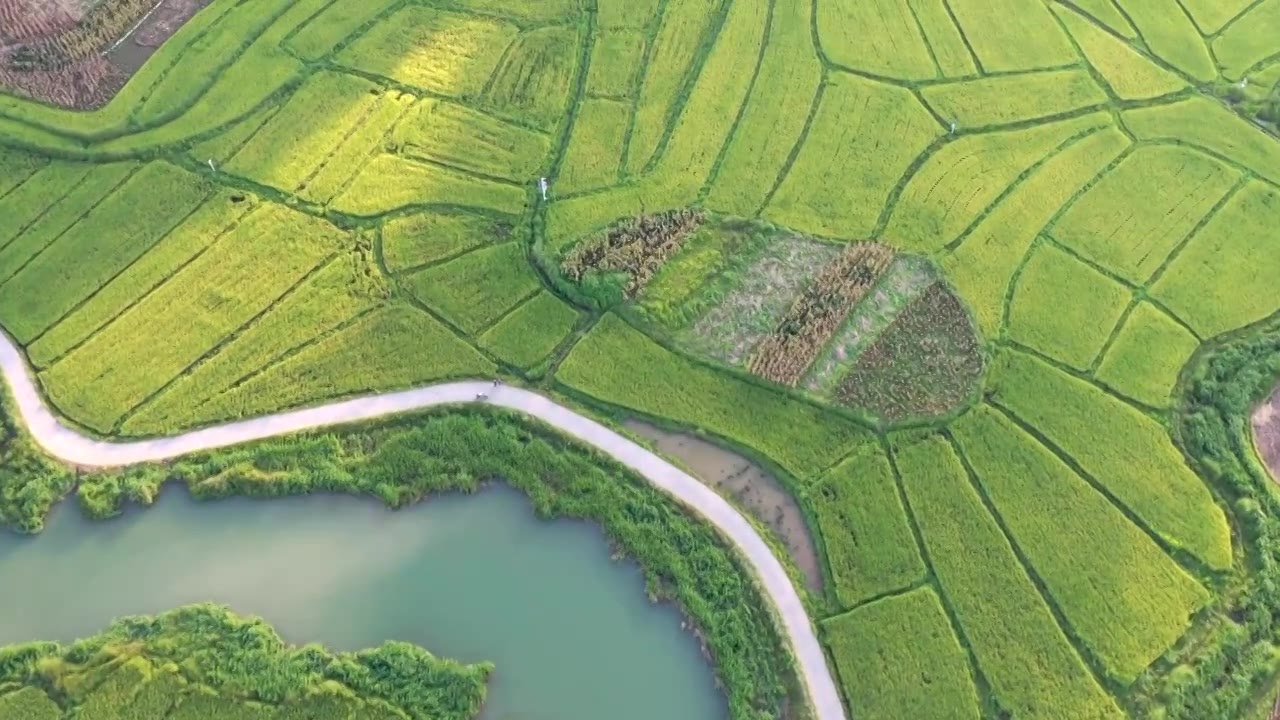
748, 242, 895, 386
562, 209, 704, 303
835, 283, 984, 423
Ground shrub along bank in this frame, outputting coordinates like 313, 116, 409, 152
1131, 314, 1280, 719
0, 603, 490, 719
0, 402, 792, 720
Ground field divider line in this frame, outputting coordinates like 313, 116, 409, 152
0, 327, 847, 720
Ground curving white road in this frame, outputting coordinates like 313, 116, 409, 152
0, 330, 846, 720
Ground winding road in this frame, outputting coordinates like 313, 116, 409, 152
0, 330, 846, 720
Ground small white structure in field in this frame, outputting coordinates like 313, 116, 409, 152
539, 177, 549, 201
1239, 77, 1250, 89
948, 120, 957, 135
207, 159, 216, 172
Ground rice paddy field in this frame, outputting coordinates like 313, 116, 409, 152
2, 0, 1280, 717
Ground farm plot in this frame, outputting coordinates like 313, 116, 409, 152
558, 314, 873, 478
908, 0, 977, 77
920, 69, 1108, 127
39, 205, 344, 434
990, 350, 1232, 570
945, 0, 1077, 71
1213, 0, 1280, 80
816, 0, 935, 79
336, 7, 517, 98
1067, 0, 1137, 37
952, 406, 1209, 684
176, 304, 496, 430
1123, 97, 1280, 186
482, 25, 581, 130
807, 448, 925, 608
884, 112, 1111, 253
1151, 182, 1280, 338
1112, 0, 1216, 81
766, 74, 939, 239
557, 99, 630, 194
332, 154, 529, 217
893, 436, 1124, 720
407, 242, 544, 334
124, 249, 389, 436
1007, 243, 1132, 370
1095, 302, 1200, 408
834, 283, 985, 423
0, 147, 46, 198
942, 126, 1130, 335
286, 0, 403, 60
381, 210, 515, 272
0, 162, 211, 344
1053, 5, 1185, 100
561, 209, 705, 305
1052, 145, 1240, 282
478, 291, 580, 369
0, 161, 96, 251
392, 99, 552, 181
586, 30, 645, 97
224, 71, 385, 194
822, 587, 981, 720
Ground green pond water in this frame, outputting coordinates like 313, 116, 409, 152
0, 485, 726, 720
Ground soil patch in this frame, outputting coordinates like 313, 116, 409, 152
0, 0, 210, 109
624, 419, 824, 594
1253, 384, 1280, 482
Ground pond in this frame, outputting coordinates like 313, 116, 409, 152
0, 484, 726, 720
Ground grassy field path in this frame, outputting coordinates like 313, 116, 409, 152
0, 327, 846, 720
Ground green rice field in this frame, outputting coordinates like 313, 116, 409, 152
2, 0, 1280, 717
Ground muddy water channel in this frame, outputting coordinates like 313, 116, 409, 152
0, 485, 725, 720
625, 420, 823, 592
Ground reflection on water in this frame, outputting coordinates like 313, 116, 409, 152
624, 420, 823, 593
0, 485, 725, 720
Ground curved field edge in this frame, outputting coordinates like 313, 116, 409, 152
0, 377, 815, 720
0, 604, 490, 720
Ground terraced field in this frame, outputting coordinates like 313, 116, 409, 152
2, 0, 1280, 718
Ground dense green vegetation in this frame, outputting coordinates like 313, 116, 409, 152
0, 604, 490, 720
3, 0, 1280, 716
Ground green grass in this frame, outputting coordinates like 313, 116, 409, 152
336, 6, 518, 98
301, 91, 416, 205
990, 350, 1232, 570
287, 0, 402, 60
478, 291, 579, 368
1008, 243, 1132, 370
1053, 5, 1186, 100
884, 113, 1110, 253
1067, 0, 1137, 37
766, 73, 939, 239
952, 406, 1210, 684
0, 162, 211, 345
0, 687, 59, 719
817, 0, 936, 79
807, 448, 926, 608
821, 587, 981, 720
1152, 182, 1280, 338
1052, 145, 1239, 283
0, 162, 96, 251
1096, 302, 1200, 407
1180, 0, 1254, 33
40, 205, 343, 434
598, 0, 661, 27
405, 242, 543, 334
635, 219, 767, 330
894, 435, 1124, 720
382, 211, 511, 273
921, 69, 1108, 127
558, 314, 872, 478
0, 148, 45, 198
